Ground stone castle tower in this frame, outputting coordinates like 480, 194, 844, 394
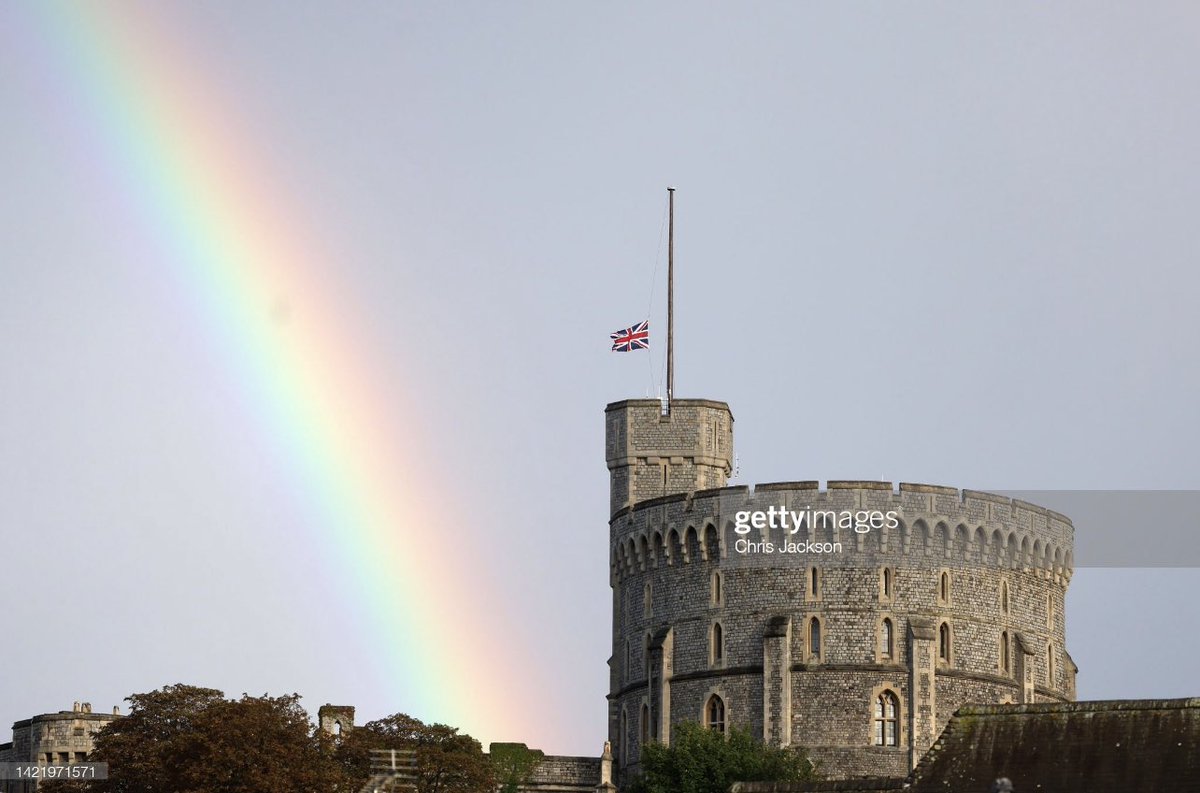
318, 705, 355, 737
605, 398, 1075, 780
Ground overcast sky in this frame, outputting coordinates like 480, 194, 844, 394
2, 1, 1198, 756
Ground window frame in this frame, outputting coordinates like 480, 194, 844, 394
872, 689, 902, 747
879, 616, 895, 662
807, 615, 823, 662
704, 693, 727, 734
937, 569, 952, 605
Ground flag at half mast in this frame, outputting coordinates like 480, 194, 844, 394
611, 320, 649, 352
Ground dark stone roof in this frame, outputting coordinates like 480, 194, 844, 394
730, 698, 1200, 793
908, 698, 1200, 793
731, 781, 904, 793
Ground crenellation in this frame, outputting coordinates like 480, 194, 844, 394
606, 400, 1075, 783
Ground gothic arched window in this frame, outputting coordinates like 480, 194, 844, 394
1000, 630, 1011, 674
808, 617, 822, 660
711, 622, 724, 665
939, 622, 952, 664
880, 618, 894, 660
640, 703, 651, 746
705, 694, 726, 734
873, 691, 900, 746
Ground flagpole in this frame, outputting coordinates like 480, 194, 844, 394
667, 187, 675, 413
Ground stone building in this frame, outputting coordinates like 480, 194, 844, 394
605, 398, 1076, 780
318, 704, 355, 737
729, 698, 1200, 791
0, 702, 120, 792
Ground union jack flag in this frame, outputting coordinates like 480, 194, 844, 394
610, 320, 650, 351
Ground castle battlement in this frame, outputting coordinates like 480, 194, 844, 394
605, 400, 1077, 783
610, 482, 1073, 583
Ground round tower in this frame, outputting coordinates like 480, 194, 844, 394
605, 400, 1075, 782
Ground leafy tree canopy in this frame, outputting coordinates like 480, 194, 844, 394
489, 742, 545, 793
626, 722, 818, 793
333, 712, 493, 793
42, 683, 338, 793
39, 684, 492, 793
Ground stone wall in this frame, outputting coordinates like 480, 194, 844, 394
521, 754, 601, 793
605, 399, 734, 516
0, 704, 119, 793
607, 467, 1074, 782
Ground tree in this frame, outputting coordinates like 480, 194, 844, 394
626, 722, 818, 793
42, 683, 340, 793
334, 713, 493, 793
489, 742, 545, 793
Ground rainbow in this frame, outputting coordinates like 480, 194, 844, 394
10, 2, 538, 744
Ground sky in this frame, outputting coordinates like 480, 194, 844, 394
1, 1, 1199, 757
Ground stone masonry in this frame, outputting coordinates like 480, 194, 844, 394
0, 703, 120, 793
606, 398, 1075, 781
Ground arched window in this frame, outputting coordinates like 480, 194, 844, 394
873, 691, 900, 746
882, 567, 892, 599
938, 571, 950, 603
644, 582, 652, 618
1047, 644, 1055, 686
711, 622, 724, 664
808, 617, 822, 660
1000, 630, 1010, 673
939, 622, 952, 663
1000, 580, 1009, 615
640, 703, 651, 746
711, 570, 723, 606
880, 618, 894, 660
809, 567, 820, 598
1047, 593, 1055, 628
705, 694, 726, 734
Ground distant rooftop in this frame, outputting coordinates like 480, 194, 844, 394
734, 698, 1200, 793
